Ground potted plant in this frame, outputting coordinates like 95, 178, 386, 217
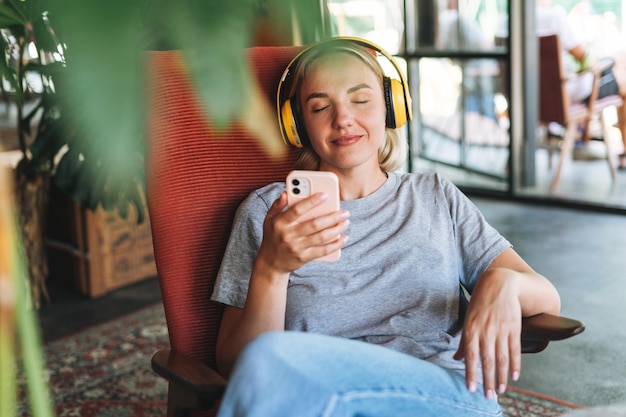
0, 0, 150, 306
0, 0, 159, 305
0, 1, 68, 308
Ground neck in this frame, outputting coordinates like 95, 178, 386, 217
333, 167, 388, 201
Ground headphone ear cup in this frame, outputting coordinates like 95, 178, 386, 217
383, 76, 397, 128
383, 76, 411, 129
280, 99, 306, 148
389, 78, 408, 128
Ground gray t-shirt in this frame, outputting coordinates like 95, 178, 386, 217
211, 172, 511, 375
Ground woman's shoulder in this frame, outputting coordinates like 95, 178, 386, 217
393, 171, 454, 189
254, 181, 285, 199
392, 171, 464, 204
239, 181, 285, 211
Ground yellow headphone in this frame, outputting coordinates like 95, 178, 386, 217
277, 36, 413, 148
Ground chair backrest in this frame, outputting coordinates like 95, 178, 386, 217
144, 46, 301, 374
538, 34, 570, 126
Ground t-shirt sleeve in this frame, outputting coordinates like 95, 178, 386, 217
439, 177, 511, 291
210, 187, 274, 308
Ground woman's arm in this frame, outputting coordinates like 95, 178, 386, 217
215, 191, 350, 377
454, 247, 560, 399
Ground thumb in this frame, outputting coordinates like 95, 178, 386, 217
264, 192, 288, 226
270, 191, 288, 214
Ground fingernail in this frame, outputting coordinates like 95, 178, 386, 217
486, 389, 494, 400
318, 193, 328, 201
468, 381, 477, 392
512, 371, 520, 381
340, 210, 350, 219
498, 384, 506, 394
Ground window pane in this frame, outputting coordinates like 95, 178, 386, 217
326, 0, 405, 54
413, 56, 510, 185
415, 0, 509, 51
409, 0, 510, 190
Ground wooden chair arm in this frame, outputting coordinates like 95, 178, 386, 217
151, 349, 227, 411
521, 313, 585, 353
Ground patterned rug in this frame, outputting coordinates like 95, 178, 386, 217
17, 303, 585, 417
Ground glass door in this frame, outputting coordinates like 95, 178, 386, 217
324, 0, 626, 211
326, 0, 511, 191
406, 0, 511, 192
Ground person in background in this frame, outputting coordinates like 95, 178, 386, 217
210, 37, 561, 416
536, 0, 626, 167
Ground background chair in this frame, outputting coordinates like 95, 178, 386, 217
538, 34, 623, 191
145, 45, 585, 417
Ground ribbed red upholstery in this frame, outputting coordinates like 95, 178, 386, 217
144, 46, 301, 415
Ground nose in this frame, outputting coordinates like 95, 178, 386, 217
332, 103, 354, 130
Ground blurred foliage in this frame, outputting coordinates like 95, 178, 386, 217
0, 166, 54, 417
1, 0, 325, 222
1, 3, 324, 416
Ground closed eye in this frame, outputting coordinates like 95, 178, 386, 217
351, 88, 374, 104
312, 105, 329, 113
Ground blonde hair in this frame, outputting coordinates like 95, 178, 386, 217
287, 40, 408, 172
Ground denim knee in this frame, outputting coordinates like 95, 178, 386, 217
231, 332, 303, 386
237, 332, 289, 366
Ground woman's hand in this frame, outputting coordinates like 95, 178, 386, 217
454, 267, 522, 400
256, 191, 350, 275
217, 193, 349, 377
454, 248, 560, 400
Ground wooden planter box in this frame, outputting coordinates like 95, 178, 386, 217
45, 185, 157, 297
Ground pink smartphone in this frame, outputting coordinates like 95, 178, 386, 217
286, 170, 341, 262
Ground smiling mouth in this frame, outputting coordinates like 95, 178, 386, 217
333, 135, 361, 145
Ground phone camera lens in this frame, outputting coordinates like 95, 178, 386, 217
293, 188, 301, 195
292, 179, 300, 186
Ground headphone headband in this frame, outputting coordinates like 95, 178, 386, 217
277, 36, 413, 148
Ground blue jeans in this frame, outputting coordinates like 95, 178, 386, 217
217, 332, 503, 417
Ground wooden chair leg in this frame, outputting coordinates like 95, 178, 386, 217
550, 122, 578, 192
617, 101, 626, 152
167, 383, 191, 417
600, 109, 617, 179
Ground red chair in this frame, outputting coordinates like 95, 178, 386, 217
145, 45, 585, 417
144, 45, 301, 416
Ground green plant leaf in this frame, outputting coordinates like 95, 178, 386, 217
0, 33, 18, 93
75, 169, 102, 211
158, 0, 257, 125
44, 0, 144, 216
126, 180, 145, 224
116, 185, 129, 220
12, 0, 325, 223
0, 2, 27, 27
31, 13, 59, 54
54, 147, 81, 193
85, 161, 107, 212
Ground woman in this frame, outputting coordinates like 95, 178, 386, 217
210, 37, 561, 416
